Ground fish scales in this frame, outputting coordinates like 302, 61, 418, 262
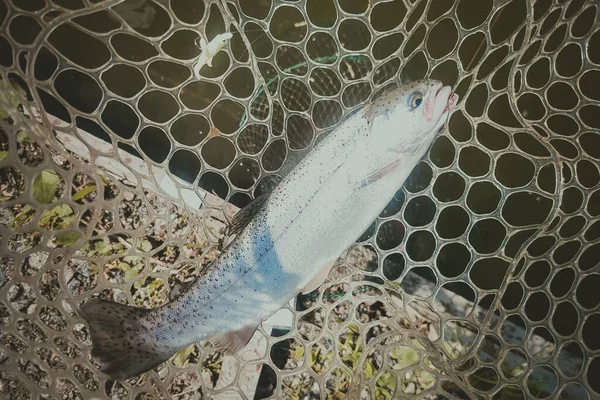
80, 79, 458, 379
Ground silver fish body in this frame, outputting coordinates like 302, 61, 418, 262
81, 79, 458, 379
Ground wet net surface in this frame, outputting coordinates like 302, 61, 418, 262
0, 0, 599, 399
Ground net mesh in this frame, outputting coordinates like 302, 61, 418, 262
0, 0, 599, 399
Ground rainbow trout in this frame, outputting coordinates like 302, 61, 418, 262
81, 79, 458, 379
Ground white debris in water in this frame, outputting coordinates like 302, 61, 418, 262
193, 33, 234, 77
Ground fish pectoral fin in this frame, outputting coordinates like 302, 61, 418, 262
208, 324, 258, 354
226, 193, 270, 239
355, 158, 402, 189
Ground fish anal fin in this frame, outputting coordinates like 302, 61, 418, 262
227, 193, 269, 238
208, 325, 257, 354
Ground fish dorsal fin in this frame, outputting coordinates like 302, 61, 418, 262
169, 280, 193, 301
227, 193, 269, 237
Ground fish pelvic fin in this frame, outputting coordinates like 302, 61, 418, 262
208, 324, 257, 354
80, 298, 176, 380
301, 258, 337, 294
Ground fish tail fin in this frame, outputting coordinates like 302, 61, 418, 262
80, 298, 176, 380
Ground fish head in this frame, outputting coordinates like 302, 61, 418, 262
368, 79, 458, 154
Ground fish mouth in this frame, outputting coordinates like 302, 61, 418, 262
434, 85, 459, 114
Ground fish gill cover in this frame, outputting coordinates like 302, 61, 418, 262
0, 0, 599, 399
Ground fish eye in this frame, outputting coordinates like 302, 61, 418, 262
408, 92, 423, 111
